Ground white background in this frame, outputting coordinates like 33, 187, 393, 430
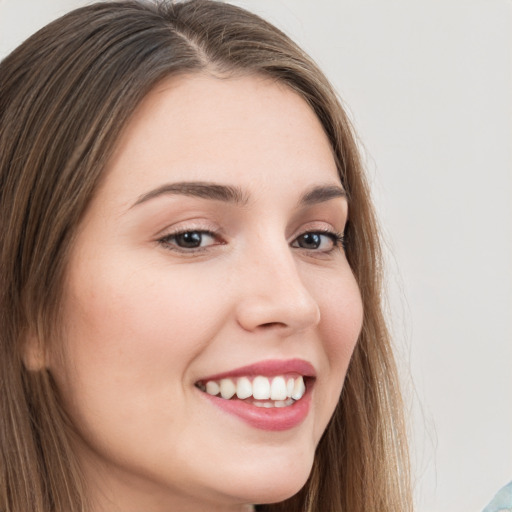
1, 1, 510, 511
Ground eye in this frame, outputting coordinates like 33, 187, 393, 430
291, 231, 345, 252
158, 230, 219, 251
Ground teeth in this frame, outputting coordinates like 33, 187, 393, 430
252, 376, 271, 399
270, 376, 287, 400
291, 376, 305, 400
253, 398, 294, 408
254, 401, 273, 408
220, 378, 236, 399
286, 378, 295, 398
206, 381, 220, 396
236, 377, 252, 399
201, 375, 307, 402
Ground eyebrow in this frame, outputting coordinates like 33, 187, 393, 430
298, 184, 346, 206
131, 181, 249, 208
130, 181, 346, 209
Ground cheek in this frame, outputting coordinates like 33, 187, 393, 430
55, 257, 229, 388
49, 258, 231, 462
314, 271, 363, 423
322, 289, 363, 362
316, 268, 363, 363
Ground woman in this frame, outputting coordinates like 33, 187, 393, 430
0, 1, 412, 511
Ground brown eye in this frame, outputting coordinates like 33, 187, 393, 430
295, 233, 323, 249
159, 230, 218, 251
291, 231, 344, 252
174, 232, 204, 248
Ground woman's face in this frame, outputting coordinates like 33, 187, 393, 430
49, 74, 363, 511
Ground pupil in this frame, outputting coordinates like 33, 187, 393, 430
176, 232, 202, 248
300, 233, 321, 249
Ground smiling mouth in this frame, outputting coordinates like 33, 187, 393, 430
195, 375, 308, 408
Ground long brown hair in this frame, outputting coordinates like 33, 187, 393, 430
0, 1, 411, 511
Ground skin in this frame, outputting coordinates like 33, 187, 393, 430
46, 73, 364, 512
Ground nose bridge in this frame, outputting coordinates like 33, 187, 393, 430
235, 236, 321, 333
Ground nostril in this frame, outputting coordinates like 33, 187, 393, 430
260, 322, 286, 329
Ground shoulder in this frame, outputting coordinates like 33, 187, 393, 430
483, 481, 512, 512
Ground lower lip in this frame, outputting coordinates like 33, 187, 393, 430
200, 385, 312, 431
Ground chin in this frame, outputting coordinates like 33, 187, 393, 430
246, 480, 308, 506
217, 450, 314, 506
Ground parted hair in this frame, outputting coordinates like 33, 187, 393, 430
0, 1, 412, 511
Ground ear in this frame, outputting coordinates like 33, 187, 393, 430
21, 331, 47, 371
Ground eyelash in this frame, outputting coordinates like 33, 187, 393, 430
291, 229, 345, 253
157, 228, 346, 254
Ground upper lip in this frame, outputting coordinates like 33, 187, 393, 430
196, 358, 317, 383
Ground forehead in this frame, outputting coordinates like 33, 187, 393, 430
99, 73, 340, 208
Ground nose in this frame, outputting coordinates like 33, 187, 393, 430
234, 243, 321, 335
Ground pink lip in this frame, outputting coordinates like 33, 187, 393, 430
197, 358, 316, 382
196, 358, 315, 431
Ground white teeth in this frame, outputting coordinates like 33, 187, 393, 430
206, 381, 220, 396
259, 402, 274, 408
291, 376, 306, 400
254, 398, 294, 408
252, 376, 271, 400
286, 378, 295, 398
200, 375, 307, 403
236, 377, 252, 399
220, 378, 236, 399
270, 376, 288, 400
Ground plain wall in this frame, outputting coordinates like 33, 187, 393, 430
1, 1, 511, 510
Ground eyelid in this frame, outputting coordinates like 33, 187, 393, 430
154, 218, 221, 238
289, 219, 346, 252
157, 229, 224, 254
155, 219, 345, 256
155, 219, 226, 253
292, 229, 344, 249
289, 220, 343, 240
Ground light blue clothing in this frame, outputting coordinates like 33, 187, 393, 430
483, 481, 512, 512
